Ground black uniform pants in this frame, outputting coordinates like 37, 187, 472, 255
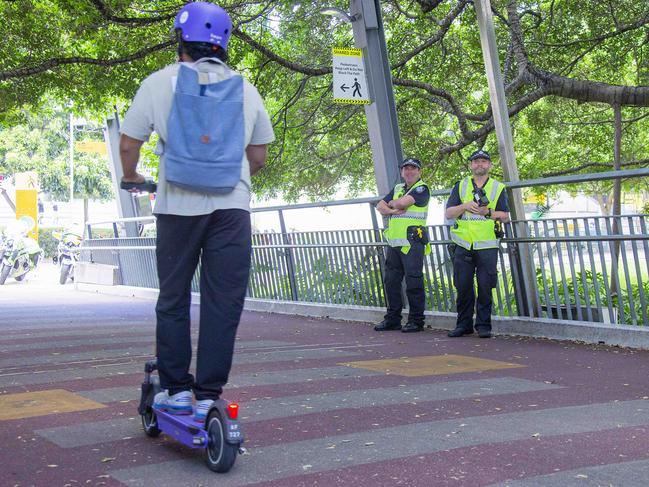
383, 243, 425, 325
155, 209, 251, 401
453, 246, 498, 332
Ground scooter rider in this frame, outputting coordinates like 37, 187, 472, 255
119, 2, 275, 421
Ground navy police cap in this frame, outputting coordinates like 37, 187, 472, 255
400, 157, 422, 169
468, 149, 491, 161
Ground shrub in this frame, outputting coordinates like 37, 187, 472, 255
38, 226, 67, 258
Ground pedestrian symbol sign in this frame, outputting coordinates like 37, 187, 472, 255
332, 47, 370, 105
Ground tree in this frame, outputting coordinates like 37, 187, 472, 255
1, 0, 647, 201
0, 107, 114, 222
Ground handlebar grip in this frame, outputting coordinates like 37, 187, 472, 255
120, 179, 157, 193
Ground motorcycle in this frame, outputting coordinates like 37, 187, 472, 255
0, 216, 44, 285
52, 226, 83, 284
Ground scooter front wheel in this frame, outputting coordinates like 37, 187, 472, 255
205, 409, 237, 473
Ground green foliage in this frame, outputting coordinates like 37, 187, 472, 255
0, 0, 647, 203
536, 267, 648, 326
38, 226, 66, 258
87, 227, 118, 239
0, 107, 114, 202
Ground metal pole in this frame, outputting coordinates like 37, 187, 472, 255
278, 210, 299, 301
610, 103, 622, 300
349, 0, 403, 196
69, 112, 74, 203
0, 186, 15, 212
474, 0, 538, 316
103, 114, 139, 237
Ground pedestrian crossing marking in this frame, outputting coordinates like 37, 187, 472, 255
0, 389, 105, 420
340, 354, 524, 377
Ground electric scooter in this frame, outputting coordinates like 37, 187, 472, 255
138, 361, 245, 473
123, 179, 245, 472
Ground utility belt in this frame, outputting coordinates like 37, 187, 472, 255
406, 225, 429, 245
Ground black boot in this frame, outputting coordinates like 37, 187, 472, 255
476, 328, 492, 338
447, 327, 474, 337
401, 322, 424, 333
374, 320, 402, 331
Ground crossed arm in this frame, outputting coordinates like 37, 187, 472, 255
376, 193, 416, 216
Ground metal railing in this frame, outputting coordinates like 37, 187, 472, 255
81, 166, 649, 326
81, 213, 648, 326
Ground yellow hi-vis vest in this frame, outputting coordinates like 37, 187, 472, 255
383, 179, 430, 255
450, 176, 505, 250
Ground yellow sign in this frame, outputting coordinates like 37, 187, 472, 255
524, 193, 546, 205
14, 171, 39, 239
75, 140, 107, 155
332, 47, 371, 105
14, 171, 39, 190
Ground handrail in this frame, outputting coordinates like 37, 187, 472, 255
86, 216, 156, 226
80, 233, 649, 253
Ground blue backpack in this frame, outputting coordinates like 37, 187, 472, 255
165, 61, 245, 194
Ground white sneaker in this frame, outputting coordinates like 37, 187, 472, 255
153, 390, 193, 415
194, 399, 214, 422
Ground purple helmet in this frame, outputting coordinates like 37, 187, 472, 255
174, 2, 232, 50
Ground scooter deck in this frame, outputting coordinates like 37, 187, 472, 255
153, 407, 208, 449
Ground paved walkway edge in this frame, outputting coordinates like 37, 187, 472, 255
75, 283, 649, 350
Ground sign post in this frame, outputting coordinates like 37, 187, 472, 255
349, 0, 403, 196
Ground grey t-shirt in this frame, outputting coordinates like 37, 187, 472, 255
120, 60, 275, 215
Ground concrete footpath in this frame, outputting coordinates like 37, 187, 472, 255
2, 264, 649, 486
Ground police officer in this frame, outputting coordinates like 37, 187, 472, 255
374, 158, 430, 333
446, 150, 509, 338
119, 2, 275, 421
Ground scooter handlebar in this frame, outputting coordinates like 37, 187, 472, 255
120, 179, 157, 193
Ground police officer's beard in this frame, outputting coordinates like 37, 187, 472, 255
473, 168, 488, 176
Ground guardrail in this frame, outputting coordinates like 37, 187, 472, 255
81, 213, 648, 326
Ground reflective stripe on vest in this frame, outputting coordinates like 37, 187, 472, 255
450, 176, 504, 250
390, 211, 428, 220
383, 179, 429, 248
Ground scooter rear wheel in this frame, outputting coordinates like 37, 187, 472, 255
60, 263, 72, 285
141, 405, 161, 437
205, 409, 237, 473
0, 264, 11, 285
141, 376, 161, 437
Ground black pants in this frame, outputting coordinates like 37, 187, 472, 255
155, 209, 251, 401
453, 246, 498, 332
383, 243, 425, 325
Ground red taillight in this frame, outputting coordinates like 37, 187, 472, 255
227, 402, 239, 420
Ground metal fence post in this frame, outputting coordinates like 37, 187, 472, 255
278, 210, 299, 301
369, 202, 387, 306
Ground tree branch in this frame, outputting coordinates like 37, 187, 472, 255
392, 0, 470, 69
0, 40, 175, 81
88, 0, 176, 26
233, 28, 330, 76
542, 159, 649, 177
